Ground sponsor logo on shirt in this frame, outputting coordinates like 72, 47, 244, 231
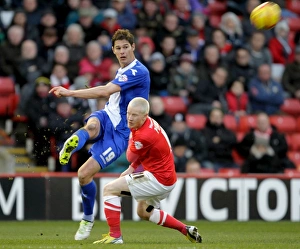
134, 141, 143, 150
118, 74, 128, 82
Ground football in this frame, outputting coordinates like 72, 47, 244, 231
250, 1, 281, 30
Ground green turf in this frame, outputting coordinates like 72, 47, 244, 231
0, 221, 299, 249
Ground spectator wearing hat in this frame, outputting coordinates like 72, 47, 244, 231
200, 108, 238, 172
110, 0, 137, 30
136, 0, 163, 39
38, 27, 59, 70
99, 8, 121, 37
169, 112, 208, 167
148, 52, 169, 96
282, 46, 300, 100
168, 53, 201, 104
78, 7, 104, 43
66, 0, 101, 26
23, 76, 56, 166
183, 27, 205, 65
136, 36, 155, 66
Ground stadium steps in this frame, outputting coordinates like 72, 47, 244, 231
6, 146, 48, 173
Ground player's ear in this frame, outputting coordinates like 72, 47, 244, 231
132, 43, 135, 51
112, 46, 115, 54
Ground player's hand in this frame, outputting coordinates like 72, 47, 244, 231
49, 86, 71, 97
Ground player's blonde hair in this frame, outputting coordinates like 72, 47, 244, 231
128, 97, 149, 115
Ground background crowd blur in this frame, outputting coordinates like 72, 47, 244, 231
0, 0, 300, 174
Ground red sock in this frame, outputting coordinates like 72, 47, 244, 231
104, 197, 121, 238
151, 209, 187, 235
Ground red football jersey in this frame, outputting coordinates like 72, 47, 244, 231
127, 117, 177, 186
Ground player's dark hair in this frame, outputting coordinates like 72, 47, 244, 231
112, 29, 135, 47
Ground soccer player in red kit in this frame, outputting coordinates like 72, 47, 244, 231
93, 97, 202, 244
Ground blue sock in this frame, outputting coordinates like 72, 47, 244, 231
81, 181, 97, 222
73, 129, 89, 153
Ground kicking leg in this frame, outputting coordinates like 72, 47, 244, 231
60, 117, 100, 165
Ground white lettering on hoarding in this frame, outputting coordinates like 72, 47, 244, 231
200, 178, 228, 221
229, 178, 257, 221
257, 179, 288, 221
290, 179, 300, 222
0, 178, 24, 220
72, 178, 98, 221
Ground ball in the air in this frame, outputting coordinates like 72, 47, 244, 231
250, 2, 281, 30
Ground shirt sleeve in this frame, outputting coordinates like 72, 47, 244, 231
111, 67, 147, 91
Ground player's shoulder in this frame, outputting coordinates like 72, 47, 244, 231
132, 60, 149, 74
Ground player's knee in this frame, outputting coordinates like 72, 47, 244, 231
78, 167, 89, 185
85, 120, 100, 138
137, 205, 153, 220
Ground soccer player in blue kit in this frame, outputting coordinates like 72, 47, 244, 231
49, 29, 150, 240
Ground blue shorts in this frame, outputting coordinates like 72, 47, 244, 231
87, 110, 129, 169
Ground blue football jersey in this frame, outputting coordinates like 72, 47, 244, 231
104, 59, 150, 129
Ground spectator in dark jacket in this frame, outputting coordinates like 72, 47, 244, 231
24, 76, 56, 166
282, 46, 300, 99
248, 64, 284, 115
200, 108, 237, 172
236, 112, 295, 173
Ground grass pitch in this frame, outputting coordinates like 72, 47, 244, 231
0, 220, 299, 249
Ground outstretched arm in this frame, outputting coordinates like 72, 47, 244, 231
49, 82, 121, 99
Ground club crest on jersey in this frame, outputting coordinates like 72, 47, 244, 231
134, 141, 143, 150
118, 74, 128, 82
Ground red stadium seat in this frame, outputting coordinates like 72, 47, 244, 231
0, 77, 19, 118
161, 96, 187, 116
280, 98, 300, 116
185, 114, 206, 130
289, 133, 300, 151
284, 169, 300, 176
238, 115, 257, 132
218, 168, 241, 176
269, 115, 297, 133
224, 115, 238, 131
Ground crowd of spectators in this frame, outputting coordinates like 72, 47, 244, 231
0, 0, 299, 173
